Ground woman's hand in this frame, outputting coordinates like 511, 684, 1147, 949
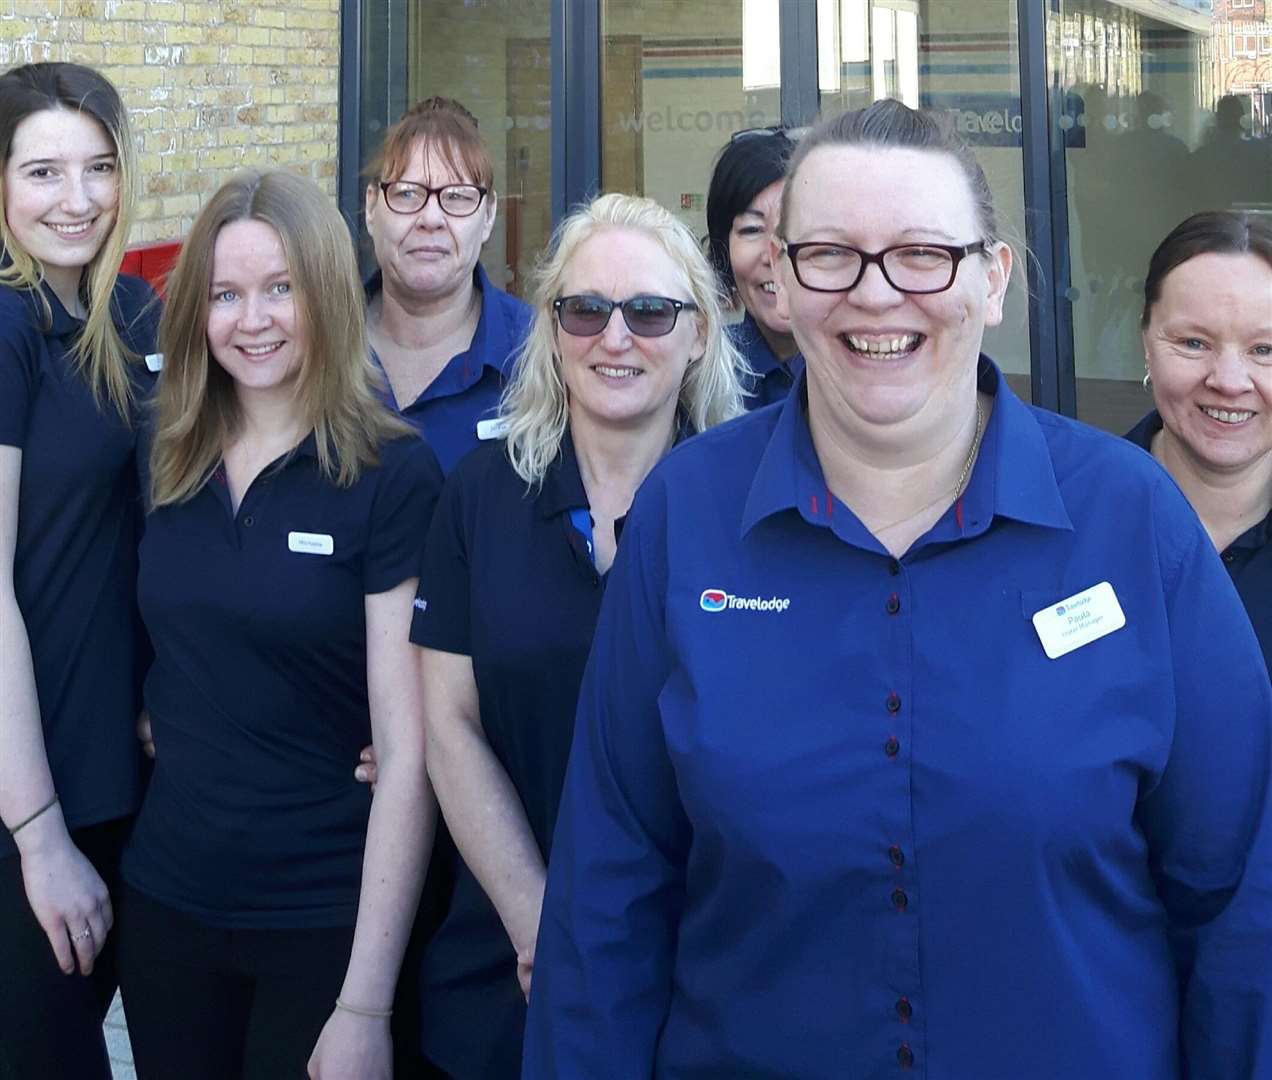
20, 834, 112, 976
307, 1006, 391, 1079
354, 744, 377, 787
136, 710, 155, 759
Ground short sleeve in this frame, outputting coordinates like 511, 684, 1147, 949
0, 293, 43, 448
363, 434, 443, 594
408, 464, 472, 655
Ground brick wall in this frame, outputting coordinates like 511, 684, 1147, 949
1, 0, 341, 244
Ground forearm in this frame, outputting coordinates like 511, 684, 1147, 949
338, 754, 436, 1010
429, 721, 546, 955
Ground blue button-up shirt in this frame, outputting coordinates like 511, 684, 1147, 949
524, 360, 1272, 1079
366, 263, 532, 473
728, 310, 804, 410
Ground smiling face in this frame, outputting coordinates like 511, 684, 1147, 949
1145, 251, 1272, 475
365, 138, 495, 303
2, 107, 119, 307
775, 144, 1010, 434
729, 179, 793, 346
206, 219, 304, 401
555, 226, 705, 436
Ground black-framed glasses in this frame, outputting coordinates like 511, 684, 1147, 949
379, 181, 488, 217
780, 240, 988, 295
553, 295, 698, 338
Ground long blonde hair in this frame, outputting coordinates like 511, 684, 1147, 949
501, 192, 747, 486
0, 63, 140, 420
149, 169, 411, 507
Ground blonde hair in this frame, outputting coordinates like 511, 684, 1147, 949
0, 63, 140, 420
149, 169, 412, 507
501, 192, 747, 485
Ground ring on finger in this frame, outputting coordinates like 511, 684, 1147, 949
73, 925, 93, 942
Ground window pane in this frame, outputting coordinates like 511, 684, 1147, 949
600, 0, 783, 244
405, 0, 553, 297
819, 1, 1032, 404
1052, 0, 1272, 434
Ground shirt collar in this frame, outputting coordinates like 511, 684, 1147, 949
741, 356, 1073, 545
734, 312, 785, 377
1123, 409, 1162, 451
39, 280, 83, 339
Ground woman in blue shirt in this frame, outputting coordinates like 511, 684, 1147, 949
0, 63, 159, 1080
705, 127, 803, 408
116, 170, 442, 1080
525, 100, 1272, 1079
1126, 210, 1272, 671
400, 193, 744, 1077
363, 97, 532, 473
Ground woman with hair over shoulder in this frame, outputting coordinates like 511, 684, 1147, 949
1128, 210, 1272, 671
115, 169, 443, 1080
0, 62, 159, 1079
398, 192, 744, 1077
524, 101, 1272, 1078
363, 96, 532, 473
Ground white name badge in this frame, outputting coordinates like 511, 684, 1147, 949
476, 417, 508, 441
144, 353, 164, 372
1031, 581, 1126, 660
288, 531, 334, 556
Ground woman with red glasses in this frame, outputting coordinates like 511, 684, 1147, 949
398, 192, 743, 1078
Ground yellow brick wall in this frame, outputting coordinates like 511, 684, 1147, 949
1, 0, 341, 244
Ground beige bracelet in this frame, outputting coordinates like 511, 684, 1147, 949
335, 997, 392, 1019
9, 793, 59, 836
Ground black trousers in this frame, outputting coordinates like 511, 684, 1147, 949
117, 885, 356, 1080
0, 817, 133, 1080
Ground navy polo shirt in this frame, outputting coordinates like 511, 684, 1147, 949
1126, 409, 1272, 672
728, 310, 804, 410
122, 432, 442, 928
405, 433, 614, 1077
525, 360, 1272, 1079
0, 276, 158, 861
366, 263, 532, 473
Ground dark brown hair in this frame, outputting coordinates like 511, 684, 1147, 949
364, 96, 493, 190
779, 98, 999, 244
1142, 211, 1272, 327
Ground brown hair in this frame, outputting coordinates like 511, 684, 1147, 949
149, 169, 412, 507
1142, 211, 1272, 327
364, 96, 493, 190
0, 62, 139, 419
779, 98, 1000, 244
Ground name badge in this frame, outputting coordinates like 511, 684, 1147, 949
144, 353, 164, 372
476, 417, 507, 441
288, 531, 334, 556
1031, 581, 1126, 660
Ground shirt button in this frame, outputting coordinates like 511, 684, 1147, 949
889, 844, 904, 867
885, 593, 900, 614
891, 888, 908, 911
885, 692, 901, 714
897, 1044, 915, 1068
884, 736, 900, 758
242, 515, 255, 527
896, 997, 913, 1021
1222, 550, 1235, 563
888, 558, 901, 576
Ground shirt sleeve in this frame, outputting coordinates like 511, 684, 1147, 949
1136, 477, 1272, 1078
522, 476, 690, 1079
0, 296, 42, 449
408, 464, 472, 655
363, 435, 443, 594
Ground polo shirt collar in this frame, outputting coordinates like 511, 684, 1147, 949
39, 280, 83, 339
741, 356, 1073, 542
735, 312, 785, 377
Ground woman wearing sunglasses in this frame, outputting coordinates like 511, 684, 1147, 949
524, 101, 1272, 1077
401, 193, 744, 1078
363, 97, 531, 474
705, 126, 802, 408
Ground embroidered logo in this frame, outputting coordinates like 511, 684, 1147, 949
413, 598, 428, 613
699, 588, 790, 613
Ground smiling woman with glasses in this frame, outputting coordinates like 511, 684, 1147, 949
394, 192, 742, 1078
361, 97, 532, 475
524, 100, 1272, 1079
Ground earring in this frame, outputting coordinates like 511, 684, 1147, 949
1142, 370, 1152, 392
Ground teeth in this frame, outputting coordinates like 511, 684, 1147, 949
48, 221, 93, 236
240, 343, 283, 356
1202, 407, 1253, 424
595, 365, 640, 378
845, 333, 921, 355
761, 282, 777, 294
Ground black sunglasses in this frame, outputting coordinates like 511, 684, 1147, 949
553, 295, 698, 338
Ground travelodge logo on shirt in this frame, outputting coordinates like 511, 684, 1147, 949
699, 588, 791, 613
